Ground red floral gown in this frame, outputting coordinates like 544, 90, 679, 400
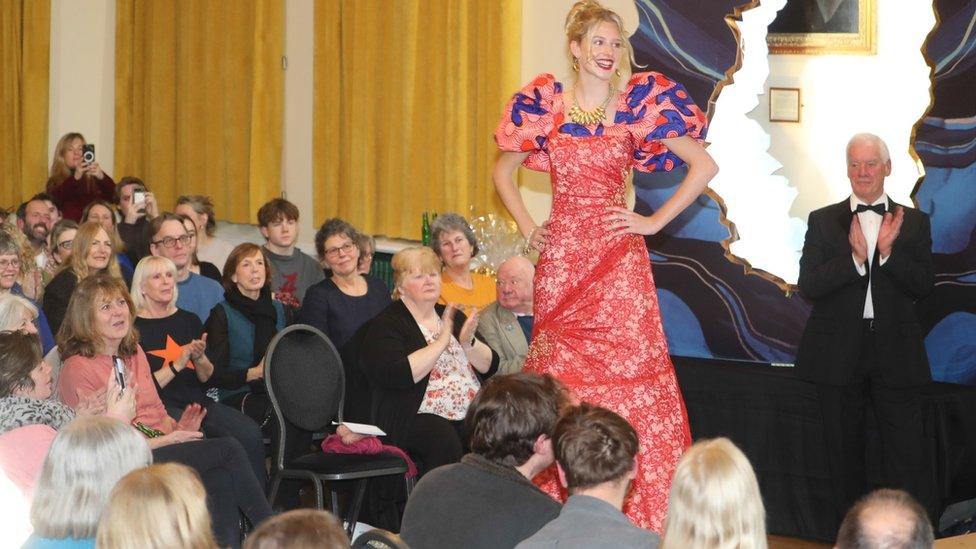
494, 72, 707, 532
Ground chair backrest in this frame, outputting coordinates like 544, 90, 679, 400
265, 324, 345, 468
352, 528, 411, 549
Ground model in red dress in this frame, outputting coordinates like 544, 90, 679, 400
492, 2, 718, 532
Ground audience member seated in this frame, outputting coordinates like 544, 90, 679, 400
24, 416, 151, 549
300, 219, 391, 421
355, 232, 377, 275
132, 256, 267, 484
97, 463, 219, 549
205, 243, 292, 426
477, 255, 535, 374
835, 489, 934, 549
34, 192, 62, 233
80, 199, 135, 283
176, 194, 234, 270
114, 176, 158, 265
0, 294, 54, 363
360, 247, 498, 475
42, 219, 77, 287
147, 213, 223, 323
401, 372, 567, 549
43, 221, 123, 334
661, 437, 767, 549
430, 213, 496, 309
46, 132, 115, 222
243, 509, 349, 549
15, 196, 51, 272
258, 198, 323, 308
179, 213, 222, 281
517, 404, 659, 549
0, 231, 55, 353
55, 274, 272, 546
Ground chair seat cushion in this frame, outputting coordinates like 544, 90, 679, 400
288, 451, 408, 476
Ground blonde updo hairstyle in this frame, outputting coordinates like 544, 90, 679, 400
564, 0, 638, 79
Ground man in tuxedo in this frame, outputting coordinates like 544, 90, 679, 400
796, 133, 935, 524
478, 255, 535, 374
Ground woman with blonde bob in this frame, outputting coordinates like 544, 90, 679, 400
661, 438, 767, 549
26, 415, 151, 547
97, 462, 218, 549
359, 246, 498, 476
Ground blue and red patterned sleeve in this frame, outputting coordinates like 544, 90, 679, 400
618, 71, 708, 173
494, 73, 562, 173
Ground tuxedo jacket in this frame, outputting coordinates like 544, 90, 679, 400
476, 301, 529, 375
795, 199, 934, 387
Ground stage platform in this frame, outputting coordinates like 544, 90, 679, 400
673, 356, 976, 542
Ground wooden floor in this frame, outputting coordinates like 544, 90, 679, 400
768, 535, 831, 549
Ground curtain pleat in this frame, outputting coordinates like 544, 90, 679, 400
115, 0, 283, 224
313, 0, 521, 239
0, 0, 50, 209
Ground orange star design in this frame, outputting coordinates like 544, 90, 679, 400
147, 335, 195, 371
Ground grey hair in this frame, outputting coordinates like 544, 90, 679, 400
835, 489, 933, 549
0, 293, 37, 331
30, 416, 153, 539
130, 255, 179, 313
429, 212, 479, 258
847, 133, 890, 164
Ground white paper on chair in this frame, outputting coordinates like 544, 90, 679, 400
332, 421, 386, 436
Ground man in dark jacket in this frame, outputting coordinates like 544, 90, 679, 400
796, 133, 935, 524
399, 372, 568, 549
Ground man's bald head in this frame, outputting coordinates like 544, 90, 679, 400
496, 255, 535, 315
835, 489, 933, 549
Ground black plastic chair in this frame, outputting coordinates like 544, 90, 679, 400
352, 528, 411, 549
265, 324, 410, 538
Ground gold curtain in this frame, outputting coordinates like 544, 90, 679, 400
115, 0, 283, 224
0, 0, 50, 209
314, 0, 522, 239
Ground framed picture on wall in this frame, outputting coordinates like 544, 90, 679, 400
767, 0, 876, 55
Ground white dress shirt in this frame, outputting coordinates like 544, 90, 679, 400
850, 194, 890, 319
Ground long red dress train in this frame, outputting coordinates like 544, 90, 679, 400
495, 72, 708, 532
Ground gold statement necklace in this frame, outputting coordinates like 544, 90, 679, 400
567, 84, 616, 126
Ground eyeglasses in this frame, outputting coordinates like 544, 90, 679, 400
0, 258, 22, 270
324, 242, 356, 258
152, 235, 191, 249
57, 240, 73, 250
496, 279, 523, 289
361, 252, 374, 259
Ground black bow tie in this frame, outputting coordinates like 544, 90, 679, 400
854, 203, 886, 216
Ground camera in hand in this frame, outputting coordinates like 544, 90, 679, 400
82, 144, 95, 164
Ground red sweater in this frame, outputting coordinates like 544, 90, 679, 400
49, 174, 115, 222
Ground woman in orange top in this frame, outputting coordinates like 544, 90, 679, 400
430, 213, 495, 310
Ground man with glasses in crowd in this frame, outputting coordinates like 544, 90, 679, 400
148, 212, 223, 323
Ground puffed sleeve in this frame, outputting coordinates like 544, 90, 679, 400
619, 71, 708, 173
494, 73, 562, 172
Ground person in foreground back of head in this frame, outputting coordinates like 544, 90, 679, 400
243, 509, 349, 549
516, 403, 659, 549
660, 437, 767, 549
399, 372, 569, 549
835, 489, 934, 549
97, 462, 218, 549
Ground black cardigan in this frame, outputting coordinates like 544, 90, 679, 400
359, 300, 498, 446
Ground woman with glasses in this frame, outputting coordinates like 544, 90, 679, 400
177, 213, 221, 282
204, 243, 293, 425
0, 229, 55, 353
42, 220, 78, 288
298, 219, 391, 422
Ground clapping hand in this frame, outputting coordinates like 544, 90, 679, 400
849, 215, 868, 267
175, 403, 207, 432
105, 369, 137, 423
877, 206, 904, 258
458, 307, 481, 349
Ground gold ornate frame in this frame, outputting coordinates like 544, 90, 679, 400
767, 0, 877, 55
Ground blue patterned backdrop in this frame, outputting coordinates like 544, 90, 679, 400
633, 0, 976, 383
